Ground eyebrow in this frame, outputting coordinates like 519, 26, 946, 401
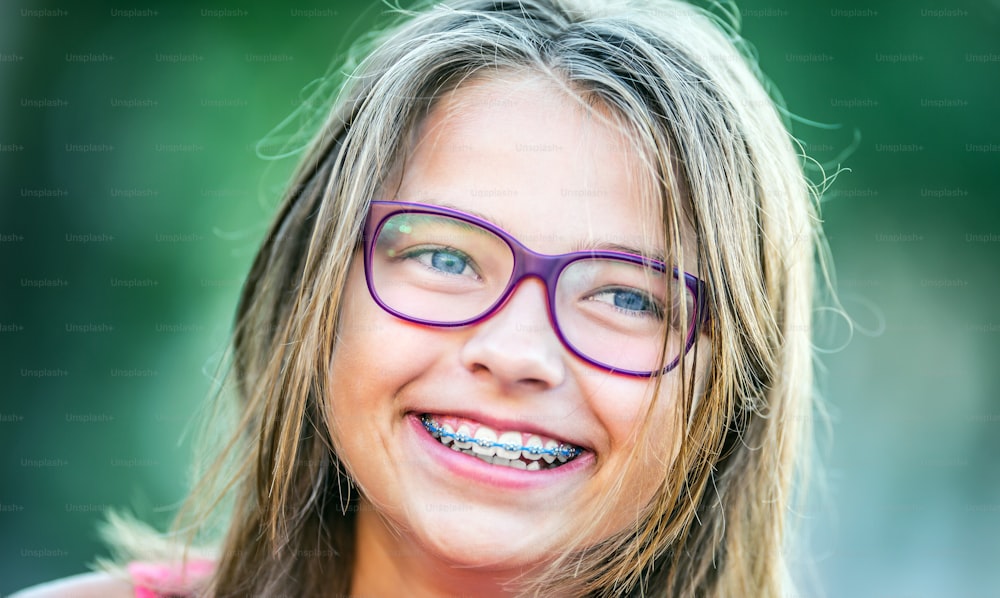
412, 199, 667, 263
429, 201, 507, 228
583, 242, 667, 264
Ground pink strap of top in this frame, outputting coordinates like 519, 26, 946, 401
127, 560, 215, 598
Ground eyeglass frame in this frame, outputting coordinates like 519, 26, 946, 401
362, 200, 709, 377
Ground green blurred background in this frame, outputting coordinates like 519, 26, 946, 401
1, 1, 998, 595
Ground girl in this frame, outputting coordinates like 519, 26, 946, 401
17, 0, 825, 596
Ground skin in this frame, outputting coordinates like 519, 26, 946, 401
328, 72, 709, 597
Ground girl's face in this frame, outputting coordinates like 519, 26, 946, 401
329, 74, 708, 574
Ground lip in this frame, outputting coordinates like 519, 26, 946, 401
405, 412, 594, 490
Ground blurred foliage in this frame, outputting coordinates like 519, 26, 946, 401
1, 0, 998, 595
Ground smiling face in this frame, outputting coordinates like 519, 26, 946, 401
328, 73, 708, 582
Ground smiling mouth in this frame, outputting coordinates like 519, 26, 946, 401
419, 414, 582, 471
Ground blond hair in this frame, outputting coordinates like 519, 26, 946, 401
103, 1, 826, 596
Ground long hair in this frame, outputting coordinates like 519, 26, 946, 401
103, 1, 826, 596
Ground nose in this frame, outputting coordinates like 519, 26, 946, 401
458, 278, 566, 391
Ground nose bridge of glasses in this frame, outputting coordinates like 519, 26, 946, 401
477, 244, 567, 339
504, 247, 575, 319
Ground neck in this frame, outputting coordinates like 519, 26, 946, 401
350, 499, 527, 598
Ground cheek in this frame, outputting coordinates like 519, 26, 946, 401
330, 257, 419, 381
334, 258, 387, 357
328, 269, 375, 407
326, 261, 393, 449
326, 266, 414, 502
592, 374, 680, 451
590, 373, 689, 506
623, 340, 713, 505
326, 259, 445, 451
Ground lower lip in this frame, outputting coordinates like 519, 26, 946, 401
405, 412, 593, 490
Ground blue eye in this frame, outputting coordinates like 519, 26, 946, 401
590, 287, 663, 319
613, 289, 652, 311
429, 250, 468, 274
403, 246, 478, 278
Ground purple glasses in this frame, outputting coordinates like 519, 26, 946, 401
362, 201, 708, 377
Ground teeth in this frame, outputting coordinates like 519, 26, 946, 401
471, 427, 497, 457
421, 415, 582, 471
495, 431, 523, 460
453, 424, 473, 450
522, 435, 544, 460
542, 440, 559, 464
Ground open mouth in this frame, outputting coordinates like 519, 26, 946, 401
420, 414, 582, 471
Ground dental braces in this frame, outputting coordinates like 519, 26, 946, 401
421, 416, 582, 460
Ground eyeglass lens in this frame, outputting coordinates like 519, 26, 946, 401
369, 212, 695, 373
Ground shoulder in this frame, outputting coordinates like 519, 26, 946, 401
11, 571, 134, 598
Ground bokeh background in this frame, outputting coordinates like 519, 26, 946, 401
1, 0, 998, 595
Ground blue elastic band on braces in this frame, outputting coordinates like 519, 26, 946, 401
421, 417, 581, 460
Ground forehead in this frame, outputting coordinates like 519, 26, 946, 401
391, 72, 668, 257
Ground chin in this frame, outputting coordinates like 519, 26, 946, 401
403, 505, 562, 570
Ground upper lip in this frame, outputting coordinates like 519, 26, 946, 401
414, 408, 590, 451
